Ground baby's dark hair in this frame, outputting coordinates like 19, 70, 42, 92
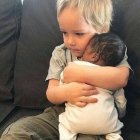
90, 32, 126, 66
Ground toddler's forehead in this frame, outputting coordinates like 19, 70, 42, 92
57, 6, 96, 32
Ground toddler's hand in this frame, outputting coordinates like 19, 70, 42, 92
65, 82, 98, 107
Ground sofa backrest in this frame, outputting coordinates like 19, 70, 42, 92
111, 0, 140, 109
0, 0, 140, 111
14, 0, 63, 108
0, 0, 21, 101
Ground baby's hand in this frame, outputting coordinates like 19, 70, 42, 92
65, 82, 98, 107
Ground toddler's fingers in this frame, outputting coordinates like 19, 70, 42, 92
86, 96, 98, 103
75, 101, 87, 107
84, 89, 98, 96
80, 96, 98, 103
83, 84, 96, 90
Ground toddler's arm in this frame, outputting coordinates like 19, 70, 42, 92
63, 62, 129, 90
46, 79, 98, 107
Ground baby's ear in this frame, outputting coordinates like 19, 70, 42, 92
91, 53, 100, 63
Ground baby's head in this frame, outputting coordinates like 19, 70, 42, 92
82, 33, 126, 66
57, 0, 113, 33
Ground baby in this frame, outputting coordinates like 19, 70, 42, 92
59, 33, 127, 140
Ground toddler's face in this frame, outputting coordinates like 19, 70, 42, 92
57, 6, 97, 58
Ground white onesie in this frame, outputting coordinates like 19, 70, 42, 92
59, 61, 125, 140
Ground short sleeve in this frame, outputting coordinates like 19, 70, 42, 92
117, 47, 133, 78
118, 47, 129, 67
46, 44, 67, 81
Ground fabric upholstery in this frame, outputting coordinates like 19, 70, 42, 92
111, 0, 140, 139
14, 0, 63, 108
0, 0, 21, 101
0, 0, 140, 139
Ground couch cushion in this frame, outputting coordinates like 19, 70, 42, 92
0, 0, 21, 101
0, 101, 16, 136
0, 102, 15, 124
112, 0, 140, 108
111, 0, 140, 139
120, 0, 140, 137
14, 0, 63, 108
121, 0, 140, 108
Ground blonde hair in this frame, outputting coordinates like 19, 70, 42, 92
56, 0, 113, 33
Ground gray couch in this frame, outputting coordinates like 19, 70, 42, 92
0, 0, 140, 139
